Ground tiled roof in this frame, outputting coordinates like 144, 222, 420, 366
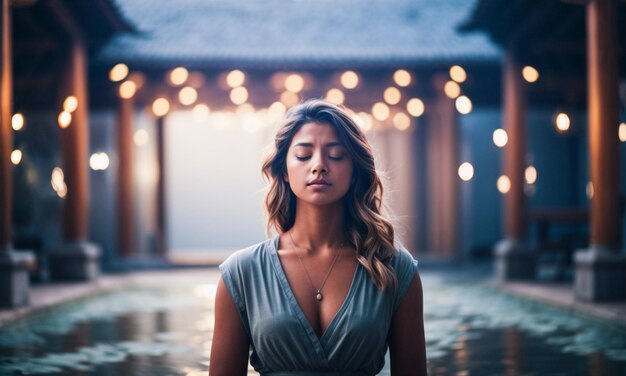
99, 0, 500, 69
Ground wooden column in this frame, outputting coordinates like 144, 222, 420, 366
426, 76, 459, 258
494, 48, 535, 281
574, 0, 625, 302
60, 38, 90, 242
117, 97, 135, 257
0, 0, 12, 251
502, 49, 527, 242
155, 116, 166, 257
586, 0, 620, 249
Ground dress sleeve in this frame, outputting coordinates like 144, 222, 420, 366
219, 253, 246, 313
391, 247, 419, 311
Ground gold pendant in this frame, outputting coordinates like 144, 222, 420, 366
316, 291, 323, 301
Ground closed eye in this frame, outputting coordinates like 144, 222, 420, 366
295, 156, 311, 161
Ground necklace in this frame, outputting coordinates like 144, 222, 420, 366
288, 230, 342, 302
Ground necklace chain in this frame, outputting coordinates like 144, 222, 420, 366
288, 230, 343, 302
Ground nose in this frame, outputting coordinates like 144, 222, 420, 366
312, 155, 328, 175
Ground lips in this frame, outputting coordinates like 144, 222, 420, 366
308, 178, 330, 186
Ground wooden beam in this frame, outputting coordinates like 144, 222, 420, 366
0, 0, 12, 249
117, 97, 135, 257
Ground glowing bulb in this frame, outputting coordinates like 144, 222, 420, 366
10, 149, 22, 165
280, 91, 299, 107
89, 152, 110, 171
525, 165, 537, 185
393, 69, 411, 87
152, 97, 170, 117
620, 123, 626, 142
133, 129, 149, 146
586, 182, 594, 199
284, 74, 304, 93
383, 87, 401, 105
407, 98, 425, 117
449, 65, 467, 83
230, 87, 248, 105
109, 63, 128, 82
497, 175, 511, 194
11, 113, 24, 131
63, 96, 78, 112
458, 162, 474, 181
119, 81, 137, 99
325, 88, 345, 105
192, 104, 210, 121
393, 112, 411, 130
58, 111, 72, 128
444, 81, 461, 99
169, 67, 189, 86
178, 86, 198, 105
226, 70, 245, 88
372, 102, 390, 121
455, 95, 472, 114
268, 101, 287, 120
493, 128, 508, 147
341, 71, 359, 89
555, 112, 570, 132
522, 66, 539, 83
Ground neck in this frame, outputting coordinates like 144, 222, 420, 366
289, 201, 346, 254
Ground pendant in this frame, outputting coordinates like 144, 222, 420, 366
316, 291, 323, 301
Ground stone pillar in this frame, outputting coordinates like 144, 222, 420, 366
117, 97, 135, 257
574, 0, 626, 301
0, 0, 34, 308
49, 38, 100, 281
494, 49, 535, 281
155, 116, 166, 257
426, 75, 459, 259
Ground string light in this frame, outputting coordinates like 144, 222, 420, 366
226, 70, 245, 88
11, 113, 24, 131
63, 96, 78, 112
58, 111, 72, 128
392, 112, 411, 130
89, 152, 110, 171
393, 69, 412, 87
492, 129, 508, 147
449, 65, 467, 83
618, 122, 625, 142
109, 64, 128, 82
555, 112, 570, 132
10, 149, 22, 165
133, 129, 149, 146
169, 67, 189, 86
455, 95, 472, 114
458, 162, 474, 181
178, 86, 198, 105
525, 165, 537, 185
444, 81, 461, 99
152, 97, 170, 117
230, 87, 248, 105
119, 81, 137, 99
383, 87, 401, 105
522, 66, 539, 83
372, 102, 390, 121
497, 175, 511, 194
284, 74, 304, 93
340, 71, 359, 89
406, 98, 425, 117
325, 88, 345, 105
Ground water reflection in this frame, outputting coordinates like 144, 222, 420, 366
0, 271, 624, 375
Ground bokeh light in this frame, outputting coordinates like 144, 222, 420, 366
555, 112, 570, 132
230, 87, 249, 105
406, 98, 425, 117
340, 71, 359, 89
525, 166, 537, 185
393, 69, 412, 87
63, 96, 78, 112
152, 97, 170, 117
133, 129, 149, 146
444, 81, 461, 99
449, 65, 467, 83
384, 87, 401, 105
10, 149, 22, 165
372, 102, 390, 121
455, 95, 472, 114
392, 112, 411, 130
493, 128, 508, 147
497, 175, 511, 194
119, 81, 137, 99
325, 88, 345, 105
109, 63, 128, 82
522, 66, 539, 83
458, 162, 474, 181
169, 67, 189, 86
179, 86, 198, 105
58, 111, 72, 128
11, 113, 24, 131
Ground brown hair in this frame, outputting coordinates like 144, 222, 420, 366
261, 99, 397, 291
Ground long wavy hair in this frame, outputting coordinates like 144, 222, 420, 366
261, 99, 397, 291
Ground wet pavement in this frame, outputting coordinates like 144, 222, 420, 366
0, 268, 625, 375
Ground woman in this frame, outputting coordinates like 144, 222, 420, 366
210, 99, 426, 376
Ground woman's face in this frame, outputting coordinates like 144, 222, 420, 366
285, 121, 353, 207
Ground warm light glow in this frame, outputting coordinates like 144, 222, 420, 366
152, 97, 170, 117
449, 65, 467, 83
109, 63, 129, 82
492, 128, 508, 147
586, 182, 594, 199
383, 87, 401, 105
458, 162, 474, 181
372, 102, 390, 121
525, 166, 537, 185
226, 70, 246, 88
51, 167, 67, 199
455, 95, 472, 114
58, 111, 72, 128
133, 129, 149, 146
284, 74, 305, 93
192, 104, 210, 122
169, 67, 189, 86
555, 112, 570, 132
325, 88, 345, 105
340, 71, 359, 89
179, 86, 198, 105
10, 149, 22, 165
393, 69, 412, 87
11, 113, 24, 131
63, 96, 78, 112
618, 122, 626, 142
268, 101, 287, 121
522, 66, 539, 83
280, 91, 299, 107
242, 113, 262, 133
392, 112, 411, 130
497, 175, 511, 194
354, 112, 373, 132
119, 81, 137, 99
406, 98, 425, 117
89, 152, 110, 171
230, 86, 248, 105
444, 81, 461, 99
236, 103, 255, 115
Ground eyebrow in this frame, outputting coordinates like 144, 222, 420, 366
293, 141, 344, 148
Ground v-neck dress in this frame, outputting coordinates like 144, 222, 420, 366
219, 236, 418, 376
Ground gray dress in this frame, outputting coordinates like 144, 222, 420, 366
219, 236, 418, 376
